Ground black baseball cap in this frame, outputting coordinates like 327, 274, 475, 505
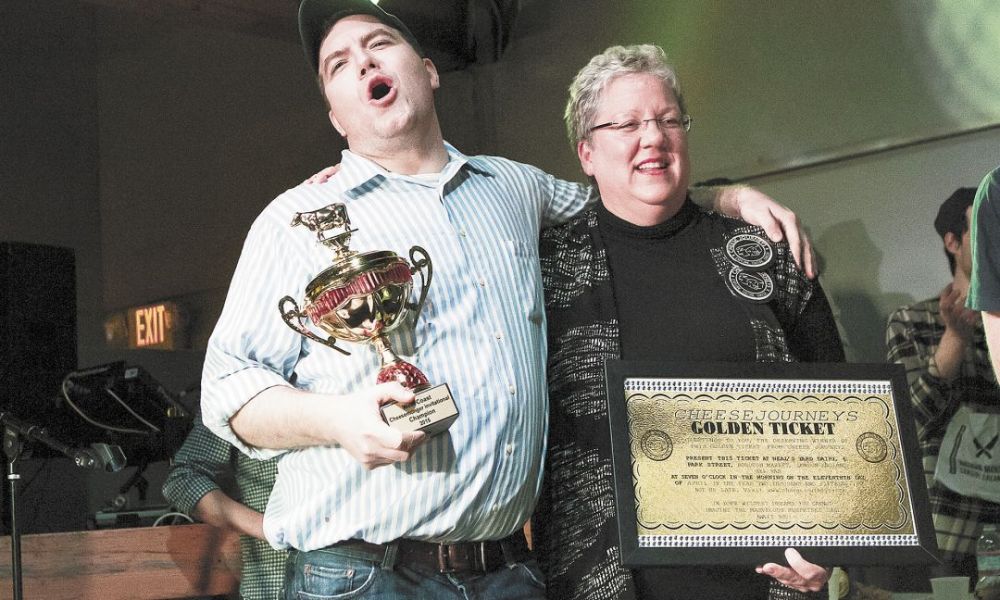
298, 0, 424, 73
934, 187, 976, 239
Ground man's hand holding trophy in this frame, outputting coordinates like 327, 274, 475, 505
279, 203, 459, 440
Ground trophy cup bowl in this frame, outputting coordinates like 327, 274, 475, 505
304, 251, 411, 343
280, 247, 432, 390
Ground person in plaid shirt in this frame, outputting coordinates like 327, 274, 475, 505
886, 187, 1000, 580
163, 414, 286, 600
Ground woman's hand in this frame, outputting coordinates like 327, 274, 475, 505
303, 163, 341, 184
756, 548, 831, 593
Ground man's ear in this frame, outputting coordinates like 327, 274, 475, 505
329, 110, 346, 137
944, 231, 962, 255
423, 58, 440, 91
578, 140, 595, 176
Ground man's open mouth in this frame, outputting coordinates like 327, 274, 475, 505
372, 82, 391, 100
368, 76, 394, 102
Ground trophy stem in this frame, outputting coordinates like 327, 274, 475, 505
372, 336, 400, 366
373, 335, 430, 391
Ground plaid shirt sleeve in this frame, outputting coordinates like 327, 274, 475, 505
162, 418, 233, 515
885, 301, 955, 441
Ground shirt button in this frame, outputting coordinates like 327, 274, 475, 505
505, 443, 514, 455
508, 384, 516, 395
459, 229, 467, 238
494, 331, 503, 340
478, 278, 486, 288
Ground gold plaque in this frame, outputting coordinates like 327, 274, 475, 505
605, 361, 938, 566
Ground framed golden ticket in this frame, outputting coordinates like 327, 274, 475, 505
605, 361, 938, 566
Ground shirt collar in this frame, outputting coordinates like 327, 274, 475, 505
337, 142, 495, 199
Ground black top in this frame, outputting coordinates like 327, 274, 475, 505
600, 201, 768, 598
598, 200, 757, 363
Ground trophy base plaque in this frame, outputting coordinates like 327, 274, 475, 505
380, 383, 458, 436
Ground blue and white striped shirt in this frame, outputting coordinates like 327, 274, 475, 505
201, 144, 591, 551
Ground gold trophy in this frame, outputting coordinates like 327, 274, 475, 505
278, 203, 458, 435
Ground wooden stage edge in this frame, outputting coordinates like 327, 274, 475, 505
0, 524, 240, 600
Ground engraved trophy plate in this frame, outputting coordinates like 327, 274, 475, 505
278, 203, 458, 435
380, 384, 459, 435
605, 361, 938, 567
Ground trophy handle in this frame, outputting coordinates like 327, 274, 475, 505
407, 246, 433, 319
278, 296, 351, 356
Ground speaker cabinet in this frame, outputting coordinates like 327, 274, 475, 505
0, 242, 78, 436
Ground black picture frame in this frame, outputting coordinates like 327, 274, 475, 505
604, 360, 939, 567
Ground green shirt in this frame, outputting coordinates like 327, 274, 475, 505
968, 166, 1000, 312
162, 418, 285, 600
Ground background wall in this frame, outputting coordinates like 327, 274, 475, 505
749, 127, 1000, 361
2, 0, 999, 527
453, 0, 1000, 361
1, 2, 102, 361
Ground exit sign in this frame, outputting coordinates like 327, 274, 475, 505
126, 301, 184, 349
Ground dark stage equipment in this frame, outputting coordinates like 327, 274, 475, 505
58, 362, 192, 465
1, 412, 126, 600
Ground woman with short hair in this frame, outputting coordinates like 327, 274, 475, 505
534, 44, 845, 600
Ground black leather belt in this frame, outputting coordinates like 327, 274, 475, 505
327, 531, 530, 574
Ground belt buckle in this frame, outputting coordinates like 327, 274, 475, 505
436, 544, 456, 574
435, 542, 488, 574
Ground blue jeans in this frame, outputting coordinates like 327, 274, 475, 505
283, 546, 547, 599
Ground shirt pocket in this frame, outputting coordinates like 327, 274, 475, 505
499, 238, 543, 325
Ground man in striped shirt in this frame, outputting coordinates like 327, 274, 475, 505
201, 1, 814, 597
886, 187, 1000, 582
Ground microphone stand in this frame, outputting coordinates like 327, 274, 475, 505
0, 411, 126, 600
2, 425, 24, 600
